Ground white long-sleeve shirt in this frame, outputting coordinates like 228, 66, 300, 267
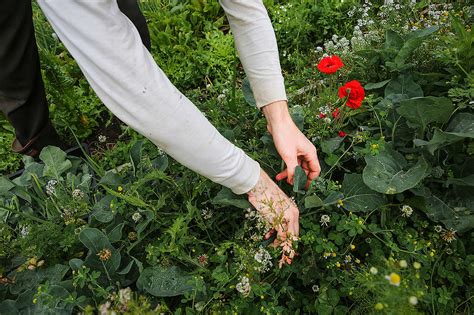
37, 0, 287, 194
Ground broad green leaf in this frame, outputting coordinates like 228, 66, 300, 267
384, 30, 403, 50
242, 76, 256, 107
108, 223, 125, 243
152, 155, 169, 171
118, 260, 134, 275
79, 228, 121, 274
290, 105, 305, 131
39, 146, 72, 179
0, 176, 15, 195
397, 96, 453, 130
69, 258, 84, 271
212, 187, 251, 209
363, 147, 429, 194
130, 140, 144, 176
394, 26, 438, 66
99, 171, 123, 186
341, 174, 386, 212
0, 300, 18, 315
92, 195, 115, 223
321, 137, 344, 155
293, 165, 307, 193
305, 195, 324, 209
137, 266, 193, 297
446, 175, 474, 187
384, 74, 423, 99
365, 79, 391, 90
415, 112, 474, 154
136, 210, 155, 238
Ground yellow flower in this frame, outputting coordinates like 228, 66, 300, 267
336, 262, 341, 268
350, 244, 356, 250
374, 303, 384, 310
385, 272, 401, 286
117, 186, 123, 192
332, 252, 336, 257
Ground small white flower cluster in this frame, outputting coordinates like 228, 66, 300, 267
320, 214, 331, 227
401, 205, 413, 217
20, 225, 30, 237
98, 135, 107, 143
119, 287, 132, 305
61, 208, 77, 225
217, 88, 228, 103
323, 34, 351, 55
244, 207, 271, 233
72, 188, 85, 200
312, 284, 320, 293
132, 212, 142, 223
201, 208, 213, 220
254, 246, 273, 273
46, 179, 58, 196
236, 275, 251, 297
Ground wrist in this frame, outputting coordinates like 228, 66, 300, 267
261, 100, 293, 126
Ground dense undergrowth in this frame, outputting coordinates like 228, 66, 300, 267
0, 0, 473, 314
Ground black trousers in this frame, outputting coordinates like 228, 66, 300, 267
0, 0, 150, 154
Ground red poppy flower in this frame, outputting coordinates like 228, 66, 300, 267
317, 55, 344, 74
338, 131, 346, 137
319, 113, 326, 119
332, 108, 340, 118
338, 80, 365, 109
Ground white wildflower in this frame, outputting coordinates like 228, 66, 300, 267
119, 287, 132, 305
20, 225, 30, 237
72, 189, 85, 200
46, 179, 58, 196
409, 296, 418, 305
201, 208, 213, 220
401, 205, 413, 217
312, 284, 320, 293
132, 212, 142, 223
370, 267, 378, 275
98, 135, 107, 143
434, 225, 443, 233
399, 260, 408, 268
254, 246, 273, 273
320, 214, 331, 227
236, 276, 251, 297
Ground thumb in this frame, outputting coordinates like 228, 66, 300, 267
284, 157, 299, 185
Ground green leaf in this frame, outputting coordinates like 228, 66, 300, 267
341, 174, 386, 212
384, 30, 404, 50
69, 258, 84, 271
293, 165, 307, 193
118, 260, 134, 275
446, 175, 474, 187
363, 147, 429, 194
242, 76, 256, 107
136, 210, 155, 238
212, 187, 251, 209
384, 73, 423, 99
108, 223, 125, 243
290, 105, 305, 131
130, 140, 144, 176
152, 155, 169, 171
79, 228, 121, 274
0, 176, 15, 195
39, 146, 72, 179
394, 26, 438, 66
305, 195, 324, 209
92, 195, 115, 223
415, 112, 474, 154
321, 137, 344, 155
365, 79, 391, 91
397, 96, 453, 130
137, 266, 194, 297
0, 300, 18, 315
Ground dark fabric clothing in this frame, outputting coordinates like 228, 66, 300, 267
0, 0, 150, 152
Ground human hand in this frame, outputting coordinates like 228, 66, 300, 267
262, 100, 321, 189
247, 168, 299, 268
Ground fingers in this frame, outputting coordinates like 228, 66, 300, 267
302, 148, 321, 180
283, 158, 299, 186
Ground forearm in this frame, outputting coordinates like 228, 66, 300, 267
219, 0, 287, 110
38, 0, 261, 195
